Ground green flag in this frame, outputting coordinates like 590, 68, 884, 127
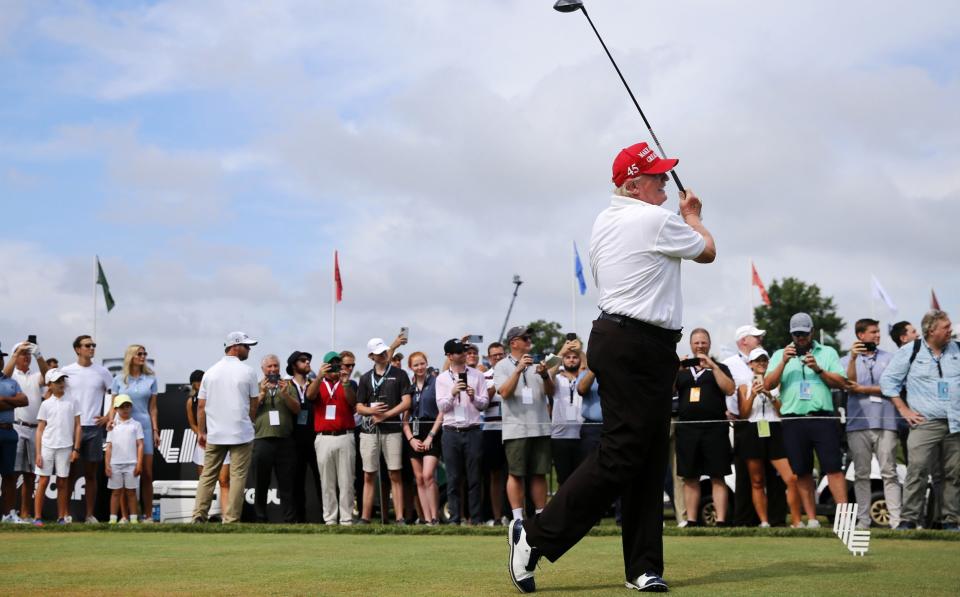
96, 257, 115, 312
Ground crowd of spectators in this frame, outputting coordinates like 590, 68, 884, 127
0, 308, 957, 531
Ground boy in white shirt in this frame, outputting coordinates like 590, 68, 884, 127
105, 395, 144, 524
33, 369, 81, 526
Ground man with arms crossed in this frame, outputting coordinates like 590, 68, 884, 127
508, 142, 716, 593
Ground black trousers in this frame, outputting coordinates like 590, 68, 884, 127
442, 427, 484, 523
526, 318, 677, 580
253, 436, 296, 523
291, 425, 321, 522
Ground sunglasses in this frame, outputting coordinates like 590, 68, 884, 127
488, 353, 505, 359
342, 363, 355, 368
297, 357, 311, 363
81, 343, 97, 348
136, 352, 148, 357
791, 332, 811, 338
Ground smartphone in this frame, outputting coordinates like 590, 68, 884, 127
465, 334, 483, 344
267, 373, 280, 383
754, 374, 763, 385
679, 357, 700, 368
27, 334, 37, 345
400, 327, 409, 339
543, 354, 561, 369
862, 342, 877, 352
565, 332, 577, 341
458, 372, 468, 386
329, 364, 341, 374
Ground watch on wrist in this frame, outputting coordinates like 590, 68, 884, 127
428, 431, 436, 438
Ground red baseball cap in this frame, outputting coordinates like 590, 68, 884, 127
611, 142, 678, 187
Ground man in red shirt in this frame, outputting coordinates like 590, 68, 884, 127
308, 351, 357, 525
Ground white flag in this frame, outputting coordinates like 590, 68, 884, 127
871, 275, 898, 314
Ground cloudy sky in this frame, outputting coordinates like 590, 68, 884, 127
1, 0, 957, 386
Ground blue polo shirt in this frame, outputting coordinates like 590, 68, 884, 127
841, 349, 896, 432
0, 374, 22, 424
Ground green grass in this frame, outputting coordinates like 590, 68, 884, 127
3, 527, 959, 596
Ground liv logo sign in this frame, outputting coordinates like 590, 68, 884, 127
833, 503, 870, 556
157, 428, 199, 464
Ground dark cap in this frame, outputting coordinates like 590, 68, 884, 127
444, 339, 466, 354
286, 351, 313, 376
189, 369, 205, 384
505, 326, 534, 343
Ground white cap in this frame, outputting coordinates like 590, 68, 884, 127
224, 331, 258, 348
748, 347, 770, 362
45, 368, 68, 384
735, 325, 766, 341
366, 338, 389, 355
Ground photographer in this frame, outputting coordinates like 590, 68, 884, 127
764, 313, 848, 528
308, 351, 357, 526
841, 318, 899, 529
674, 328, 734, 526
252, 354, 300, 523
436, 339, 488, 525
3, 341, 49, 522
494, 326, 554, 522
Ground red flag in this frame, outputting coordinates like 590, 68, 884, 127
752, 262, 771, 306
931, 288, 940, 310
334, 251, 343, 303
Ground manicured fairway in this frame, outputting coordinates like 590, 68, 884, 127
3, 528, 959, 596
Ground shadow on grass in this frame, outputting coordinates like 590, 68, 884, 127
673, 558, 874, 588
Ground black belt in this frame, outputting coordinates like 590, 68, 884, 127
0, 423, 12, 430
16, 420, 38, 428
781, 410, 835, 419
597, 311, 682, 343
444, 424, 481, 433
318, 430, 350, 436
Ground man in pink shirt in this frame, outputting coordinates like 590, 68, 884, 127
436, 338, 489, 525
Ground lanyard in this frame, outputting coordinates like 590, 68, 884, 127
861, 354, 877, 385
690, 367, 707, 383
371, 365, 392, 396
567, 377, 576, 405
412, 380, 425, 417
509, 357, 527, 387
292, 379, 308, 405
322, 379, 341, 404
928, 347, 944, 378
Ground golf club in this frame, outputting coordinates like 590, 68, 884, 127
554, 0, 685, 194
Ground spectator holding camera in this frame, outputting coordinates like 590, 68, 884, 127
252, 354, 300, 523
675, 328, 735, 526
285, 351, 323, 523
881, 309, 960, 530
356, 337, 412, 524
402, 352, 442, 526
482, 342, 508, 526
737, 348, 802, 528
841, 318, 900, 529
549, 342, 585, 487
765, 313, 848, 527
437, 339, 488, 525
309, 351, 357, 526
0, 343, 29, 523
494, 326, 554, 521
3, 341, 49, 522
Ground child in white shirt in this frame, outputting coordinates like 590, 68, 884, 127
105, 395, 144, 524
34, 369, 81, 525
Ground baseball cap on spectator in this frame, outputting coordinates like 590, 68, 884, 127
748, 348, 770, 362
366, 338, 389, 355
611, 142, 678, 187
286, 351, 313, 375
444, 339, 466, 354
224, 331, 258, 348
322, 351, 341, 364
505, 326, 534, 343
735, 325, 766, 341
463, 343, 478, 353
44, 368, 68, 384
113, 394, 133, 408
789, 313, 814, 334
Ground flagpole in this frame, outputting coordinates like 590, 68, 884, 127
93, 256, 98, 340
571, 261, 577, 337
870, 275, 877, 320
749, 259, 755, 325
332, 250, 337, 349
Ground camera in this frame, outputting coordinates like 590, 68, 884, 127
565, 332, 578, 341
328, 364, 341, 374
679, 357, 700, 368
862, 342, 877, 352
794, 344, 809, 357
267, 373, 280, 383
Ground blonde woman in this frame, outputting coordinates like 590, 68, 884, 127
110, 345, 158, 522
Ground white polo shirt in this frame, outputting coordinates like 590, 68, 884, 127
199, 355, 259, 445
12, 367, 44, 438
37, 395, 80, 449
61, 361, 113, 426
590, 196, 705, 330
106, 417, 144, 465
721, 352, 753, 416
550, 373, 584, 440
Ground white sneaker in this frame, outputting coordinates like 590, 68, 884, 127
625, 573, 669, 592
64, 515, 73, 524
508, 519, 539, 593
759, 522, 771, 528
806, 518, 821, 528
2, 510, 22, 524
85, 515, 99, 524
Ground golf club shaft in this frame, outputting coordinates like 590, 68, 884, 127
579, 6, 685, 194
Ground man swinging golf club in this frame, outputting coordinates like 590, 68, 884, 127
507, 141, 717, 593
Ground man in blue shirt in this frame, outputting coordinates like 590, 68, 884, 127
0, 343, 29, 522
841, 318, 900, 529
880, 309, 960, 531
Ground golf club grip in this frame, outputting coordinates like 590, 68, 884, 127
670, 171, 685, 195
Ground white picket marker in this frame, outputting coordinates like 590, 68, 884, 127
847, 529, 871, 556
833, 503, 870, 556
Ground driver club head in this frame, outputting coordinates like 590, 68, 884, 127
553, 0, 584, 13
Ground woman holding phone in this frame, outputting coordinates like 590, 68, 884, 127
402, 352, 443, 525
737, 348, 802, 528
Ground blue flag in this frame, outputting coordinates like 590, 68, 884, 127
574, 242, 587, 295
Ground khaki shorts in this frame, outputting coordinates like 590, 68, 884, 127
359, 432, 403, 473
504, 436, 552, 477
